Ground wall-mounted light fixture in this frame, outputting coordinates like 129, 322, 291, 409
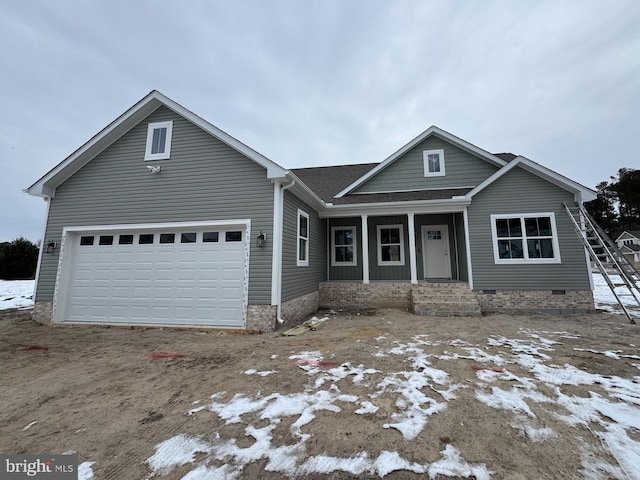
256, 231, 267, 248
45, 240, 57, 254
146, 165, 161, 174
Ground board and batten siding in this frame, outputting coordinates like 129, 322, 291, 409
36, 106, 275, 304
281, 191, 326, 302
467, 166, 590, 290
355, 136, 499, 193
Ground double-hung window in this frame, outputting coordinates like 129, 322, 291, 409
491, 213, 561, 264
423, 149, 445, 177
331, 226, 356, 266
377, 224, 404, 265
297, 210, 309, 266
145, 121, 173, 160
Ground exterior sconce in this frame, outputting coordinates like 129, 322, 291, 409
45, 240, 57, 254
256, 231, 266, 248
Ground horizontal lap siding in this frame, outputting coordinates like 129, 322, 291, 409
355, 136, 498, 193
328, 217, 363, 281
467, 167, 590, 290
37, 107, 274, 304
281, 192, 326, 302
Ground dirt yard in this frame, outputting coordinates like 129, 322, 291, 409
1, 308, 639, 479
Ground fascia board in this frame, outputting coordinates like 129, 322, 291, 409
466, 156, 597, 203
153, 92, 287, 179
319, 198, 470, 218
25, 90, 288, 198
286, 172, 327, 211
334, 126, 508, 198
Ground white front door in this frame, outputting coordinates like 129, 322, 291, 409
422, 225, 451, 279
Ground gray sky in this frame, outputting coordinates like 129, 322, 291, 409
2, 0, 639, 243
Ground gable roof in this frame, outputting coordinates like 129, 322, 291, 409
25, 90, 288, 198
463, 156, 597, 203
615, 230, 640, 242
334, 125, 508, 198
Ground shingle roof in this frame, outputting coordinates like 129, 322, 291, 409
291, 163, 378, 203
493, 153, 518, 162
291, 151, 515, 205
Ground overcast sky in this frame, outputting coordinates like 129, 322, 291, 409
2, 0, 639, 243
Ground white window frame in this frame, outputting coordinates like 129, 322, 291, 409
145, 121, 173, 161
331, 226, 357, 266
490, 212, 561, 264
423, 149, 445, 177
297, 209, 309, 267
377, 224, 405, 266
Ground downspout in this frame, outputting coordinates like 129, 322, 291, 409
271, 179, 295, 323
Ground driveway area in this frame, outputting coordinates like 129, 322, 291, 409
1, 308, 639, 479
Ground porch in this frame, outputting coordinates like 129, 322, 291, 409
319, 281, 481, 317
326, 212, 470, 284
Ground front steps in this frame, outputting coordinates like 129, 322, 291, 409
412, 282, 482, 317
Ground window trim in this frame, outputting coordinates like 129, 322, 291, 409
423, 149, 445, 177
144, 121, 173, 161
490, 212, 561, 264
331, 226, 357, 266
297, 209, 309, 267
377, 224, 405, 266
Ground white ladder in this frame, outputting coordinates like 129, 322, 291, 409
564, 202, 640, 324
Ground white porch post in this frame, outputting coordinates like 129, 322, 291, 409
408, 213, 418, 284
361, 215, 370, 284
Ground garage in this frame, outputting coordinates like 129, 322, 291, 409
54, 221, 249, 327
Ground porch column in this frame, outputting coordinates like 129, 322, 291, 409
408, 213, 418, 284
361, 215, 370, 284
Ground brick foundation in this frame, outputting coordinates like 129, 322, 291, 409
32, 301, 53, 324
474, 289, 595, 314
281, 290, 319, 328
246, 304, 277, 332
319, 282, 412, 310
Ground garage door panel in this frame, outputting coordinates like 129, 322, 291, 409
62, 225, 247, 327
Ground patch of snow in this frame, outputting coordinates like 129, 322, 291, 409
0, 280, 34, 310
428, 445, 492, 480
78, 462, 95, 480
592, 273, 640, 316
574, 348, 623, 359
147, 434, 212, 476
244, 369, 277, 376
354, 401, 379, 415
22, 421, 37, 431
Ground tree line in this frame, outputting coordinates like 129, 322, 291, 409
585, 168, 640, 237
0, 237, 39, 280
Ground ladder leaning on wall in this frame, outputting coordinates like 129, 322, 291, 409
564, 202, 640, 325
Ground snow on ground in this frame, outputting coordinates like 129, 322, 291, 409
0, 280, 34, 310
592, 273, 640, 317
146, 328, 640, 479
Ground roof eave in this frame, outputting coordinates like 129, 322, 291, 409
320, 197, 471, 218
334, 126, 508, 198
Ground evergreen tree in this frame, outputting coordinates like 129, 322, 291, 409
0, 237, 39, 280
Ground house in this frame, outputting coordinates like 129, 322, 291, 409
25, 91, 598, 331
615, 231, 640, 266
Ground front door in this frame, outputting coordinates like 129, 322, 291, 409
422, 225, 451, 279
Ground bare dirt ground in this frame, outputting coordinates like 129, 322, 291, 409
1, 308, 639, 479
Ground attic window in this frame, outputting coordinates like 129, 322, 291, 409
145, 121, 173, 160
423, 149, 445, 177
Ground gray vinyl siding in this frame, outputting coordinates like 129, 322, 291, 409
467, 166, 590, 290
415, 213, 467, 281
328, 217, 363, 281
355, 136, 499, 193
281, 191, 326, 302
368, 216, 411, 281
36, 106, 275, 304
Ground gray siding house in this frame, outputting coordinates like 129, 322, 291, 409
26, 91, 597, 331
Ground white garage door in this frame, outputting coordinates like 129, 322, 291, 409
58, 224, 248, 327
